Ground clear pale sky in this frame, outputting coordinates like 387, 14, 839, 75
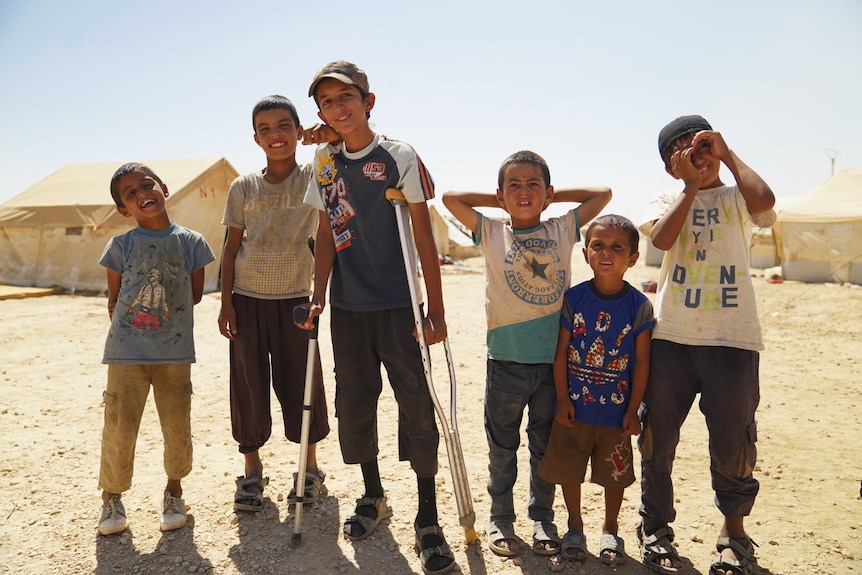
1, 0, 860, 221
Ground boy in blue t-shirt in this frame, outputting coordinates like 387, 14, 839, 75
97, 163, 215, 536
539, 214, 654, 566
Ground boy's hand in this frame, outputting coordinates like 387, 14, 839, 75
691, 130, 730, 164
668, 146, 702, 188
218, 302, 237, 340
554, 400, 575, 427
294, 300, 324, 331
417, 311, 447, 345
621, 410, 641, 437
302, 123, 341, 146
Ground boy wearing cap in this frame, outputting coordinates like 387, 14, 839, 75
298, 61, 454, 575
637, 115, 775, 575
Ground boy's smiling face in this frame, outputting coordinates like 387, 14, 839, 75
315, 78, 374, 141
496, 163, 553, 230
253, 108, 302, 161
583, 224, 638, 284
115, 169, 170, 229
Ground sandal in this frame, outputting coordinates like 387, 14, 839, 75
343, 495, 392, 541
288, 468, 327, 505
637, 523, 682, 574
532, 520, 561, 556
709, 535, 758, 575
233, 475, 269, 512
561, 531, 588, 562
599, 532, 628, 566
486, 519, 519, 557
414, 522, 455, 575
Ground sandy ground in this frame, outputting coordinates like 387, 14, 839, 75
1, 252, 860, 575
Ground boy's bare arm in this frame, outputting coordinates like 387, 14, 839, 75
408, 201, 447, 345
622, 328, 651, 437
297, 211, 336, 331
218, 226, 243, 338
191, 267, 205, 305
441, 191, 499, 235
553, 187, 612, 226
553, 326, 575, 427
106, 269, 122, 319
649, 184, 699, 250
728, 151, 774, 213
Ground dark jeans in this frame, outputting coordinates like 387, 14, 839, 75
484, 359, 556, 523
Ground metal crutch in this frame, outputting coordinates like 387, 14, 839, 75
291, 237, 318, 547
385, 188, 478, 544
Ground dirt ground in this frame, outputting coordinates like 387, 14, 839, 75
0, 253, 860, 575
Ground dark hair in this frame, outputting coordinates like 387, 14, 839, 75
109, 162, 165, 208
252, 95, 300, 130
584, 214, 640, 254
497, 150, 551, 190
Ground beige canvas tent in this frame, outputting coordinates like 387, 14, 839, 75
773, 169, 862, 284
428, 204, 482, 260
0, 158, 238, 292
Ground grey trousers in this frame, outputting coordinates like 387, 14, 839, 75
638, 340, 760, 529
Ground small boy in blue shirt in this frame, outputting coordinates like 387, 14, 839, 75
97, 163, 215, 535
539, 214, 654, 566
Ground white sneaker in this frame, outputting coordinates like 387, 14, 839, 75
160, 492, 187, 531
98, 496, 127, 535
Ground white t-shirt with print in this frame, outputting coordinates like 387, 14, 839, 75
640, 184, 776, 351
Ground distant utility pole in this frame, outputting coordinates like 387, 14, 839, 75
825, 149, 840, 176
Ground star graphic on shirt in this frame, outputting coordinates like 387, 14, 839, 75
529, 257, 548, 280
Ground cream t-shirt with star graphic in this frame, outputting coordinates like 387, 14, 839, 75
474, 210, 581, 363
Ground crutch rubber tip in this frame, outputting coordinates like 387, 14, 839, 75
290, 533, 302, 547
464, 527, 479, 545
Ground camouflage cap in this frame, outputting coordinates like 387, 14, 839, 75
308, 61, 370, 99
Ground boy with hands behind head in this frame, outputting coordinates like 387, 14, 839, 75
443, 151, 611, 558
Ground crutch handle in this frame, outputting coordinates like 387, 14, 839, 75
385, 187, 407, 205
293, 305, 319, 338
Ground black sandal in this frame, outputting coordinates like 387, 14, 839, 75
709, 535, 758, 575
342, 495, 392, 541
233, 475, 269, 512
414, 523, 455, 575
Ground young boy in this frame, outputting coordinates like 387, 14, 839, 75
97, 163, 215, 535
638, 115, 775, 575
442, 151, 611, 558
299, 60, 454, 575
219, 95, 331, 512
538, 214, 654, 566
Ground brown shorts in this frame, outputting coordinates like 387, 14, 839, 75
539, 419, 635, 488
